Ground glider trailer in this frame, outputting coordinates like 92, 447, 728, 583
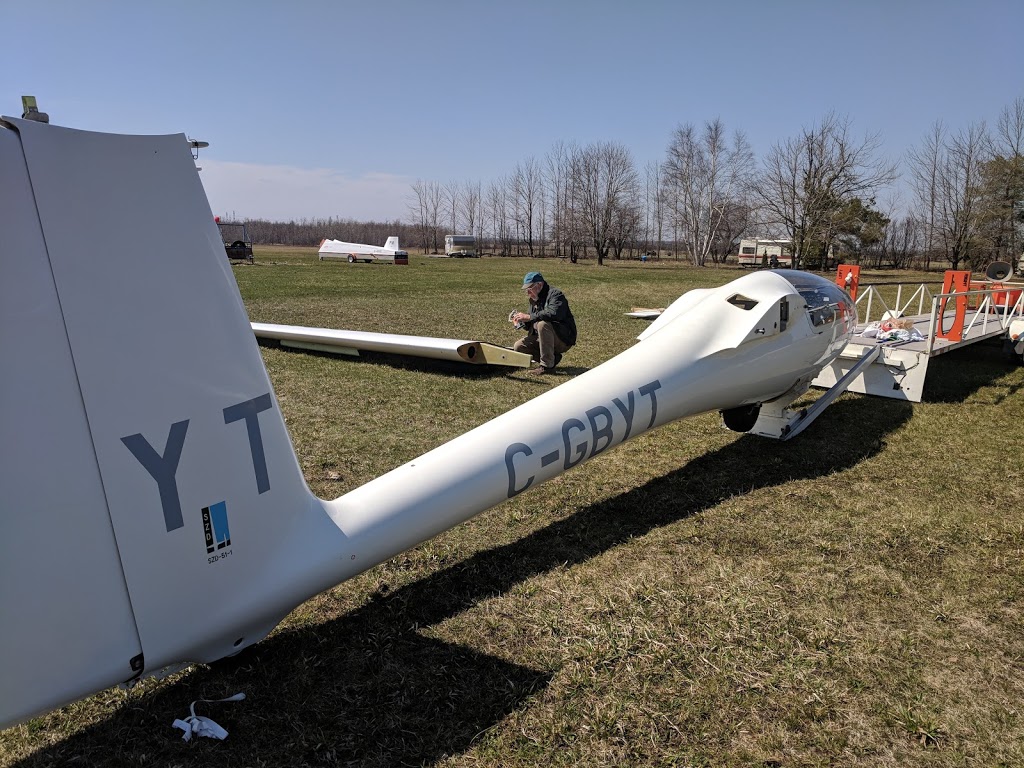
810, 264, 1024, 403
318, 236, 409, 264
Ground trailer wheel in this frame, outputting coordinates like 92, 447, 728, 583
721, 404, 761, 433
347, 255, 355, 263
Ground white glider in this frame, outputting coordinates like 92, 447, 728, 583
0, 115, 858, 728
318, 236, 409, 264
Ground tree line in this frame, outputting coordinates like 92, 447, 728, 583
233, 98, 1024, 272
239, 217, 415, 250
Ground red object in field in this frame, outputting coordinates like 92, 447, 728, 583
967, 281, 1022, 311
938, 271, 971, 342
836, 265, 860, 301
992, 286, 1023, 309
214, 216, 220, 223
967, 281, 988, 310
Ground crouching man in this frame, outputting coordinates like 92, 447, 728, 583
510, 271, 577, 376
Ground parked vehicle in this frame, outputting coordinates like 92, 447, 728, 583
216, 220, 253, 263
444, 234, 477, 258
737, 238, 792, 268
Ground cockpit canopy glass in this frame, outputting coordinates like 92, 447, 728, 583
776, 270, 856, 330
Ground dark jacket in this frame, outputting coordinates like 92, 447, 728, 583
527, 284, 577, 347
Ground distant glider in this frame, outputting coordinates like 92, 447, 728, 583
318, 236, 409, 264
1, 114, 861, 729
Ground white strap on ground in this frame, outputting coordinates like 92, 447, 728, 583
171, 692, 246, 742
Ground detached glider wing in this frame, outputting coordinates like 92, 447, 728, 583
252, 322, 532, 367
0, 115, 858, 728
318, 236, 409, 264
625, 307, 665, 319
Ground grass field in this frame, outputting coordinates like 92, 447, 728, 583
3, 249, 1023, 767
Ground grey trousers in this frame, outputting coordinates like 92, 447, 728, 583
514, 320, 571, 368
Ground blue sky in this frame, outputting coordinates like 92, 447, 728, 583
5, 0, 1022, 223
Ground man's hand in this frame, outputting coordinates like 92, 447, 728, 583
511, 311, 530, 324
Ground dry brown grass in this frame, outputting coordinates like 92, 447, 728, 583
3, 249, 1023, 767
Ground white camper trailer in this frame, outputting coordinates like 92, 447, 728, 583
318, 236, 409, 264
444, 234, 477, 257
737, 238, 793, 268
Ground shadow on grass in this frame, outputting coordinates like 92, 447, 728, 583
258, 338, 519, 380
545, 365, 589, 377
13, 397, 909, 768
921, 340, 1024, 404
510, 365, 592, 389
259, 339, 596, 382
355, 394, 912, 632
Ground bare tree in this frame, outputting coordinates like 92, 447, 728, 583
443, 180, 460, 240
709, 198, 755, 264
408, 180, 431, 251
537, 174, 548, 257
485, 177, 512, 256
644, 161, 666, 257
877, 213, 924, 269
608, 200, 642, 260
568, 142, 640, 265
990, 98, 1024, 270
757, 112, 897, 270
511, 158, 542, 256
544, 142, 571, 259
934, 122, 991, 270
663, 119, 755, 266
461, 180, 482, 247
243, 217, 414, 247
907, 120, 946, 270
424, 180, 445, 253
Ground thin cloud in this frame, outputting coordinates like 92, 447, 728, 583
199, 160, 413, 222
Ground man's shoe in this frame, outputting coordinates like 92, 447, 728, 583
527, 365, 550, 376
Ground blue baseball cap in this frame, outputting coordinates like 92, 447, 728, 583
522, 271, 544, 288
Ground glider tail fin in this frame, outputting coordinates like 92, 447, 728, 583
0, 116, 337, 727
